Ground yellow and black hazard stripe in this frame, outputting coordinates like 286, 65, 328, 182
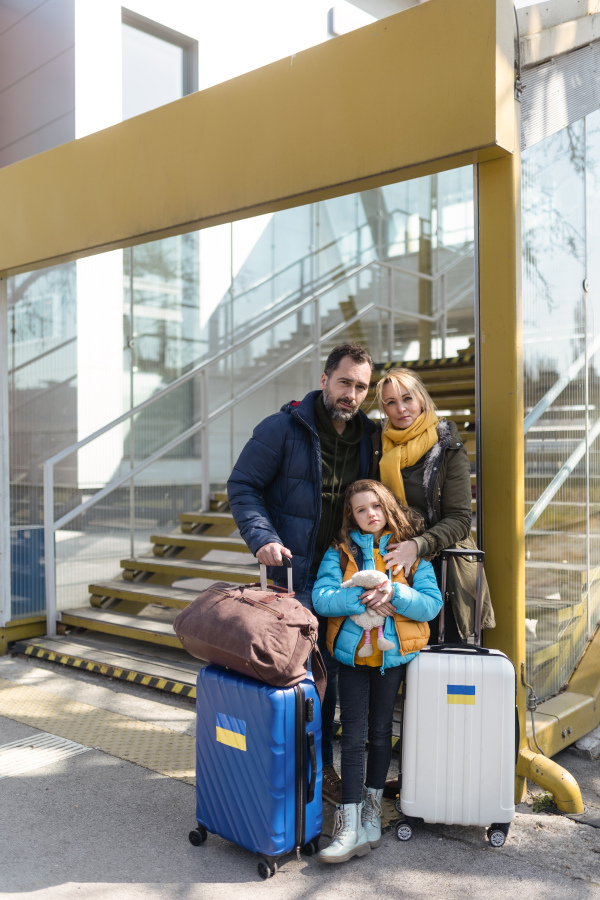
16, 644, 196, 699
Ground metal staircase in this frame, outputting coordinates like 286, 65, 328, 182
15, 351, 478, 695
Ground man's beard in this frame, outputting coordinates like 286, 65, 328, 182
322, 384, 359, 422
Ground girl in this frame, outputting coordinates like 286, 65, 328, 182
312, 479, 442, 864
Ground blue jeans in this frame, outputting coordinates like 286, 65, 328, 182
338, 662, 405, 804
294, 574, 338, 769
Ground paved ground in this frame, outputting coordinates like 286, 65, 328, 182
0, 654, 599, 900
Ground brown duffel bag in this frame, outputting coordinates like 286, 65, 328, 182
173, 559, 326, 703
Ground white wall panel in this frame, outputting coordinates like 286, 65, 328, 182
0, 0, 74, 167
0, 0, 74, 93
0, 48, 75, 154
0, 0, 46, 34
0, 111, 75, 168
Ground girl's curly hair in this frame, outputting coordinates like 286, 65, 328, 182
337, 479, 425, 549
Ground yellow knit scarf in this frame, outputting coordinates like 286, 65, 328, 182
379, 409, 439, 504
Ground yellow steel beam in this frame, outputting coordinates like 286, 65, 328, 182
0, 615, 46, 656
478, 103, 527, 802
0, 0, 514, 276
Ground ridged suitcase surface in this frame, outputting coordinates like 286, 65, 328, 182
195, 665, 322, 858
401, 647, 516, 828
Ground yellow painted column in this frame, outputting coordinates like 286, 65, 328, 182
478, 103, 527, 802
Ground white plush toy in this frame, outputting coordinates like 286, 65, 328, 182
341, 570, 396, 657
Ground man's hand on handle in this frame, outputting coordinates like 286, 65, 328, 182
256, 542, 293, 567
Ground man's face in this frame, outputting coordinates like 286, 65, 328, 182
320, 356, 372, 422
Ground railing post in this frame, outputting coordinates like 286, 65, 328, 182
201, 369, 210, 512
0, 278, 10, 630
129, 413, 135, 560
312, 295, 321, 387
388, 266, 394, 363
44, 460, 56, 637
441, 272, 447, 359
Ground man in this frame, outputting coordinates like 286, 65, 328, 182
227, 343, 378, 803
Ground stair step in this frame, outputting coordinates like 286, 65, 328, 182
178, 511, 236, 527
525, 560, 585, 572
120, 556, 259, 582
150, 533, 250, 553
88, 580, 201, 609
60, 608, 182, 648
13, 635, 201, 692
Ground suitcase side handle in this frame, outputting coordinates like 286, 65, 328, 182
306, 731, 317, 804
259, 555, 293, 592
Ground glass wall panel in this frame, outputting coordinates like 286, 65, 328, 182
122, 23, 184, 120
522, 119, 600, 700
7, 168, 475, 614
585, 109, 600, 637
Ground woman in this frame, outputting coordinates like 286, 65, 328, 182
374, 368, 494, 642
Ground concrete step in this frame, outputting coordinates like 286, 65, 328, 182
60, 608, 182, 648
150, 533, 251, 556
178, 511, 236, 527
88, 580, 201, 610
120, 555, 259, 583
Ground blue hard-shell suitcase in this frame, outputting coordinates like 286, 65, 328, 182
189, 664, 323, 878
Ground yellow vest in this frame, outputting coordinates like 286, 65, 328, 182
326, 539, 430, 666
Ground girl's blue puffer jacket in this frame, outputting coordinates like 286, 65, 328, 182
312, 530, 443, 670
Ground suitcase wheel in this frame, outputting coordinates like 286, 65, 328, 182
396, 823, 413, 842
487, 825, 508, 848
394, 798, 402, 814
257, 859, 278, 879
301, 836, 320, 856
188, 824, 207, 846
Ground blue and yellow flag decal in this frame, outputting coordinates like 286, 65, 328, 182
447, 684, 476, 705
216, 712, 247, 751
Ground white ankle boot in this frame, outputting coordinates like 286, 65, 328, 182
362, 787, 383, 847
318, 802, 371, 864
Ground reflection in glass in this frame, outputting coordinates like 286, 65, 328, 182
8, 169, 475, 612
522, 118, 600, 700
122, 23, 183, 120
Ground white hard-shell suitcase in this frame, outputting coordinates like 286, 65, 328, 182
398, 548, 517, 848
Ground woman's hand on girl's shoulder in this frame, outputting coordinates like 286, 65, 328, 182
383, 539, 418, 576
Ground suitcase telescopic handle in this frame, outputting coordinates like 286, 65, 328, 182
306, 731, 317, 804
439, 548, 485, 647
259, 554, 293, 593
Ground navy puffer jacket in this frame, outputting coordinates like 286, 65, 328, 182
227, 390, 378, 592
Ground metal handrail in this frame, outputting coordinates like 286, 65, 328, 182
524, 332, 600, 434
43, 260, 374, 469
45, 249, 473, 470
43, 244, 475, 635
524, 415, 600, 534
43, 297, 376, 634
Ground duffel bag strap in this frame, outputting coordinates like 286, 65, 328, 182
310, 644, 327, 705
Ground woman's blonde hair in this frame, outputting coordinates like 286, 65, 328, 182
337, 479, 424, 549
374, 368, 436, 421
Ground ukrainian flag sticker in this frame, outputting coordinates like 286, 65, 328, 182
216, 712, 247, 751
447, 684, 476, 705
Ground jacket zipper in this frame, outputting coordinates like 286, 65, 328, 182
294, 685, 306, 855
239, 596, 284, 619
